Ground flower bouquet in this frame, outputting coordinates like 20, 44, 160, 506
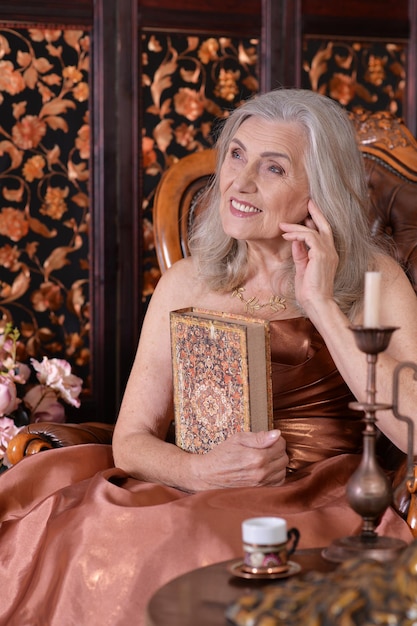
0, 324, 83, 471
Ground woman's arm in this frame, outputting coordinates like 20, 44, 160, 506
281, 200, 417, 453
309, 262, 417, 451
112, 259, 288, 491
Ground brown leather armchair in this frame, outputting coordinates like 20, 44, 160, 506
7, 422, 114, 463
6, 110, 417, 533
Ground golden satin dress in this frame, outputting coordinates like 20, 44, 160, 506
0, 319, 411, 626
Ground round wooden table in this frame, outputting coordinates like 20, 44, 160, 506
145, 548, 337, 626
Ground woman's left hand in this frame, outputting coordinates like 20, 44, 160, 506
280, 199, 339, 314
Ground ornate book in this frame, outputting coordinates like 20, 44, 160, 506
170, 308, 273, 454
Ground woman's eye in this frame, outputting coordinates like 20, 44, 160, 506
231, 148, 242, 160
270, 164, 285, 175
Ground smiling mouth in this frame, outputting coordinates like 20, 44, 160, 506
231, 199, 261, 214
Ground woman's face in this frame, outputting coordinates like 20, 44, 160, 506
219, 116, 310, 246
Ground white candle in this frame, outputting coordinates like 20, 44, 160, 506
363, 271, 382, 328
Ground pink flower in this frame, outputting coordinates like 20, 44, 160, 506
30, 357, 83, 407
0, 416, 22, 466
0, 328, 84, 470
0, 376, 19, 416
23, 386, 66, 423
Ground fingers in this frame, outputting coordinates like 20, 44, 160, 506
242, 429, 282, 449
226, 431, 288, 485
280, 199, 338, 281
306, 198, 328, 230
306, 200, 335, 245
291, 239, 309, 265
201, 431, 288, 488
280, 199, 332, 242
237, 430, 289, 484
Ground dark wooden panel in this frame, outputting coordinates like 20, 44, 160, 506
139, 0, 259, 15
138, 0, 262, 35
89, 0, 119, 421
303, 0, 408, 21
114, 0, 143, 404
91, 0, 143, 420
302, 0, 409, 38
261, 0, 301, 91
0, 1, 93, 25
302, 17, 409, 39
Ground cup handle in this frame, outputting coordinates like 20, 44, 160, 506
286, 527, 300, 556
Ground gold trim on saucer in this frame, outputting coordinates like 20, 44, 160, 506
227, 559, 301, 580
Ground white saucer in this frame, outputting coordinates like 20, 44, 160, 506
227, 559, 301, 580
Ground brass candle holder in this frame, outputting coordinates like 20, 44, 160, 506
322, 325, 416, 563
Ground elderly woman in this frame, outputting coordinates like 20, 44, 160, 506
114, 89, 417, 486
1, 89, 416, 626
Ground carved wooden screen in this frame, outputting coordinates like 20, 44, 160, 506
0, 24, 92, 416
299, 0, 414, 129
302, 39, 407, 117
264, 1, 414, 131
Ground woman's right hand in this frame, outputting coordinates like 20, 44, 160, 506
189, 429, 288, 491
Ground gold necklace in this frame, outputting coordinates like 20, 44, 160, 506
232, 286, 286, 314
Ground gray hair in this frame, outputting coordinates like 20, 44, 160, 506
189, 88, 382, 319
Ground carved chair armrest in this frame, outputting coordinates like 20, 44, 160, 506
405, 465, 417, 536
387, 452, 417, 537
7, 422, 114, 465
374, 430, 417, 536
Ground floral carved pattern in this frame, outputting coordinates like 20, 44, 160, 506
350, 109, 410, 150
302, 39, 406, 117
0, 26, 91, 394
141, 33, 259, 301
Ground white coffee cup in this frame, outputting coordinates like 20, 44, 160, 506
242, 516, 300, 574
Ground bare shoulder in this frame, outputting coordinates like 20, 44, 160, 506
148, 257, 201, 311
135, 257, 201, 362
161, 257, 197, 283
374, 253, 417, 330
376, 253, 414, 292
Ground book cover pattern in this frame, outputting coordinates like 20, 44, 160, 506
171, 310, 269, 454
173, 317, 250, 453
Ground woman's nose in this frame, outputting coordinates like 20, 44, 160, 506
233, 163, 257, 193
